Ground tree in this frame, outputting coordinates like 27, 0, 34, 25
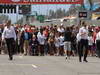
48, 9, 56, 19
81, 0, 94, 10
15, 17, 23, 24
55, 8, 67, 18
48, 8, 67, 19
66, 4, 78, 16
0, 15, 9, 23
66, 0, 94, 16
88, 0, 93, 10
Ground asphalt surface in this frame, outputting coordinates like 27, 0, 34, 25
0, 55, 100, 75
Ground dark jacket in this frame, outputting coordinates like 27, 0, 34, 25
29, 39, 39, 47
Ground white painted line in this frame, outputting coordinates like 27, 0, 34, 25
0, 63, 30, 66
32, 64, 37, 68
19, 56, 23, 59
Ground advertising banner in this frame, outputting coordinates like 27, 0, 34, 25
0, 0, 83, 4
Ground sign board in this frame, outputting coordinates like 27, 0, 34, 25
18, 5, 31, 14
0, 0, 83, 4
77, 10, 92, 20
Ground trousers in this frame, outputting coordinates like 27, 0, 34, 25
78, 39, 88, 61
5, 38, 15, 59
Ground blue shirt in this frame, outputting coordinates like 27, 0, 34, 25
24, 32, 28, 40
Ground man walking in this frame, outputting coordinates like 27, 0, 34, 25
78, 22, 89, 62
2, 20, 16, 60
96, 28, 100, 58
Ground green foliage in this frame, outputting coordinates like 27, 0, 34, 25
48, 8, 67, 19
37, 15, 45, 23
0, 15, 9, 23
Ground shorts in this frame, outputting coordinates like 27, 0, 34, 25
64, 42, 71, 51
88, 45, 92, 50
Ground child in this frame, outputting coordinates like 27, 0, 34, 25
59, 33, 64, 56
88, 33, 94, 56
54, 33, 60, 56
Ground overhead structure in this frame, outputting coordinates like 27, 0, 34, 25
0, 0, 83, 4
0, 5, 17, 13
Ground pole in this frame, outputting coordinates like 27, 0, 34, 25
16, 5, 18, 24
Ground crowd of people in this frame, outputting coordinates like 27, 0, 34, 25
0, 20, 100, 62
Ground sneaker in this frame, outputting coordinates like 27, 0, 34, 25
65, 56, 67, 59
83, 60, 88, 62
79, 60, 82, 62
24, 54, 27, 56
9, 57, 13, 60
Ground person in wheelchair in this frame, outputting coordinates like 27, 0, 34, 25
29, 34, 38, 56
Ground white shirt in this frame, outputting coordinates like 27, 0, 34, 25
79, 27, 88, 40
0, 28, 2, 33
59, 36, 64, 46
21, 27, 25, 32
88, 36, 94, 45
55, 36, 60, 47
2, 26, 16, 41
96, 31, 100, 40
57, 27, 65, 33
76, 33, 81, 42
37, 32, 46, 45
